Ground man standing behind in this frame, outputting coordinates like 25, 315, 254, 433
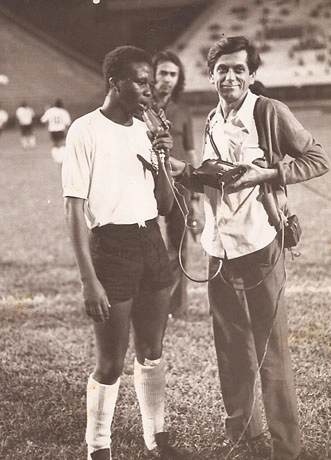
152, 50, 198, 319
62, 45, 191, 460
41, 99, 71, 164
170, 36, 329, 460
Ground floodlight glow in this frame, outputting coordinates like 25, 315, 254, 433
93, 0, 101, 4
0, 74, 9, 85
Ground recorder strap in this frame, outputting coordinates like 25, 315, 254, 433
206, 116, 223, 161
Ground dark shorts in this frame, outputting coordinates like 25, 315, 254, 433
90, 219, 173, 304
50, 131, 65, 142
20, 124, 33, 135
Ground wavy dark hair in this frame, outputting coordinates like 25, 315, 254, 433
152, 50, 185, 102
207, 36, 261, 75
102, 46, 152, 94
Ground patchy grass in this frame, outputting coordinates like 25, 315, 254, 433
1, 104, 331, 460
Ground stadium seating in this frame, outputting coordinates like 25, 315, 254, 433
172, 0, 331, 93
2, 0, 331, 109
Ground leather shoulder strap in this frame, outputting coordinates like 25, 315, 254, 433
253, 96, 273, 166
203, 107, 221, 159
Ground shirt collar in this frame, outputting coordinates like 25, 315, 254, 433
216, 90, 259, 132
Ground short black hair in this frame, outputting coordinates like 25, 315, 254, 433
55, 99, 63, 108
152, 50, 185, 102
102, 46, 152, 93
207, 36, 261, 75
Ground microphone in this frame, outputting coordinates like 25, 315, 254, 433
142, 108, 170, 168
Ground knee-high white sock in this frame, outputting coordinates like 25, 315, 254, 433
51, 146, 65, 164
134, 357, 166, 450
21, 137, 28, 149
85, 374, 120, 457
51, 147, 58, 162
29, 135, 36, 148
56, 145, 66, 164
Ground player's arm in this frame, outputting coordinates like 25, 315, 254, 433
40, 111, 48, 124
65, 111, 72, 129
64, 197, 110, 322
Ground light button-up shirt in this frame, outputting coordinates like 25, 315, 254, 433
200, 91, 277, 259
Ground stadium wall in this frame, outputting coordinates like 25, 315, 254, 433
184, 83, 331, 111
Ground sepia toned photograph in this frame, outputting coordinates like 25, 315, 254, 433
1, 1, 330, 459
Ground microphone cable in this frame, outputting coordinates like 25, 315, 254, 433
160, 159, 222, 282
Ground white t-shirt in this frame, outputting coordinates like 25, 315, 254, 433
41, 107, 71, 132
16, 106, 35, 126
62, 108, 158, 228
0, 109, 8, 128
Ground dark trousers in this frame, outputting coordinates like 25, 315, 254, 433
164, 189, 189, 317
208, 237, 301, 460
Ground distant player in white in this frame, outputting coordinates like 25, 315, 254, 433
0, 104, 9, 137
15, 102, 36, 150
41, 99, 71, 164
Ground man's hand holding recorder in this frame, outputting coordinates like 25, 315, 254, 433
169, 155, 278, 192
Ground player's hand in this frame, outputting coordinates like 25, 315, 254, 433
81, 277, 111, 323
168, 156, 186, 176
151, 131, 173, 157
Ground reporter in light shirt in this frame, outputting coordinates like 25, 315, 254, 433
170, 36, 329, 460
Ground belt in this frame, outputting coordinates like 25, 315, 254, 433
92, 218, 157, 233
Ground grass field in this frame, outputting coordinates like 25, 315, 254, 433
0, 104, 330, 460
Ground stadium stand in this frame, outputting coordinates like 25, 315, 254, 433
0, 6, 104, 121
0, 0, 211, 121
172, 0, 331, 99
0, 0, 210, 63
2, 0, 331, 110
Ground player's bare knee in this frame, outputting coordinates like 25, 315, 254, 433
94, 359, 124, 384
135, 344, 163, 365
